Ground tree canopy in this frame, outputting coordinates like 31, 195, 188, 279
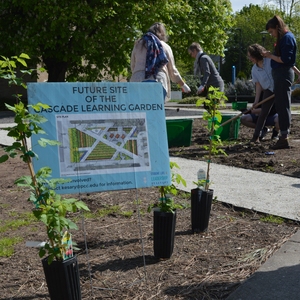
0, 0, 234, 82
221, 4, 300, 82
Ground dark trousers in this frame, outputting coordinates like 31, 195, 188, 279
272, 66, 294, 136
254, 89, 274, 138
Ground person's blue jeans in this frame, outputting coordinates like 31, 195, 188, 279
142, 79, 167, 101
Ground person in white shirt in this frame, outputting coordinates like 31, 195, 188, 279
247, 43, 275, 143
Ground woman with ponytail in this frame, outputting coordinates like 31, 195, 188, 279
263, 15, 300, 149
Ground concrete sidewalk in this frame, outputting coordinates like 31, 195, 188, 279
166, 104, 300, 299
171, 156, 300, 222
168, 156, 300, 299
227, 229, 300, 300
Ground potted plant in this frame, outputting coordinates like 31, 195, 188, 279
148, 161, 186, 259
191, 87, 227, 233
0, 54, 89, 300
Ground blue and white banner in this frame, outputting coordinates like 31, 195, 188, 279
27, 82, 171, 194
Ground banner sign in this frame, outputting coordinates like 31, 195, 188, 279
27, 82, 171, 194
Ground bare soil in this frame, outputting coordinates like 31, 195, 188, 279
170, 114, 300, 178
0, 114, 300, 300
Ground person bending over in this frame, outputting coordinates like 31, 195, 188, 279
247, 43, 274, 144
188, 42, 224, 95
241, 103, 279, 141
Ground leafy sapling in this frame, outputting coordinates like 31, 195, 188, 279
0, 54, 89, 264
195, 86, 228, 190
148, 161, 186, 213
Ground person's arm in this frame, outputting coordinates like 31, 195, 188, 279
164, 43, 182, 83
164, 43, 191, 92
130, 48, 136, 72
263, 34, 296, 66
199, 57, 211, 87
252, 82, 263, 111
254, 82, 263, 103
130, 41, 140, 72
196, 57, 211, 94
293, 66, 300, 83
262, 51, 283, 63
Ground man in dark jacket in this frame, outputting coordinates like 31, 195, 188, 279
188, 42, 224, 95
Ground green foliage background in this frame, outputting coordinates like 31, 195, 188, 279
221, 4, 300, 82
0, 0, 233, 82
0, 1, 299, 84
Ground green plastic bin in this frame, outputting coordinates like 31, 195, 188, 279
212, 115, 240, 140
232, 101, 248, 110
166, 119, 193, 147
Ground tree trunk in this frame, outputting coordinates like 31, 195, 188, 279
43, 58, 68, 82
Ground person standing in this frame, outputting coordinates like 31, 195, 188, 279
247, 43, 275, 143
130, 22, 191, 102
188, 42, 224, 95
263, 15, 300, 149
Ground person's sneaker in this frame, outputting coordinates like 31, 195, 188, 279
259, 127, 270, 141
271, 128, 279, 140
271, 138, 290, 150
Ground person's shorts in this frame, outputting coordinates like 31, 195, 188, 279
250, 113, 278, 126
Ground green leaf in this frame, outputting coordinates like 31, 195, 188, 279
0, 154, 9, 163
9, 60, 16, 68
75, 201, 90, 211
31, 102, 50, 112
39, 214, 48, 225
16, 58, 27, 67
38, 138, 60, 147
39, 248, 46, 258
15, 175, 32, 186
19, 53, 30, 59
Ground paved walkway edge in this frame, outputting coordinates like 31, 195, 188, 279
226, 229, 300, 300
170, 156, 300, 221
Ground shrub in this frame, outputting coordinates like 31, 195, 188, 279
171, 75, 199, 99
178, 77, 255, 100
177, 96, 200, 104
292, 87, 300, 98
171, 75, 200, 98
225, 79, 255, 96
171, 81, 182, 91
182, 75, 199, 98
237, 71, 247, 80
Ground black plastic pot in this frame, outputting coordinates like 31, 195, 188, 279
191, 188, 213, 233
42, 256, 81, 300
153, 209, 176, 259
